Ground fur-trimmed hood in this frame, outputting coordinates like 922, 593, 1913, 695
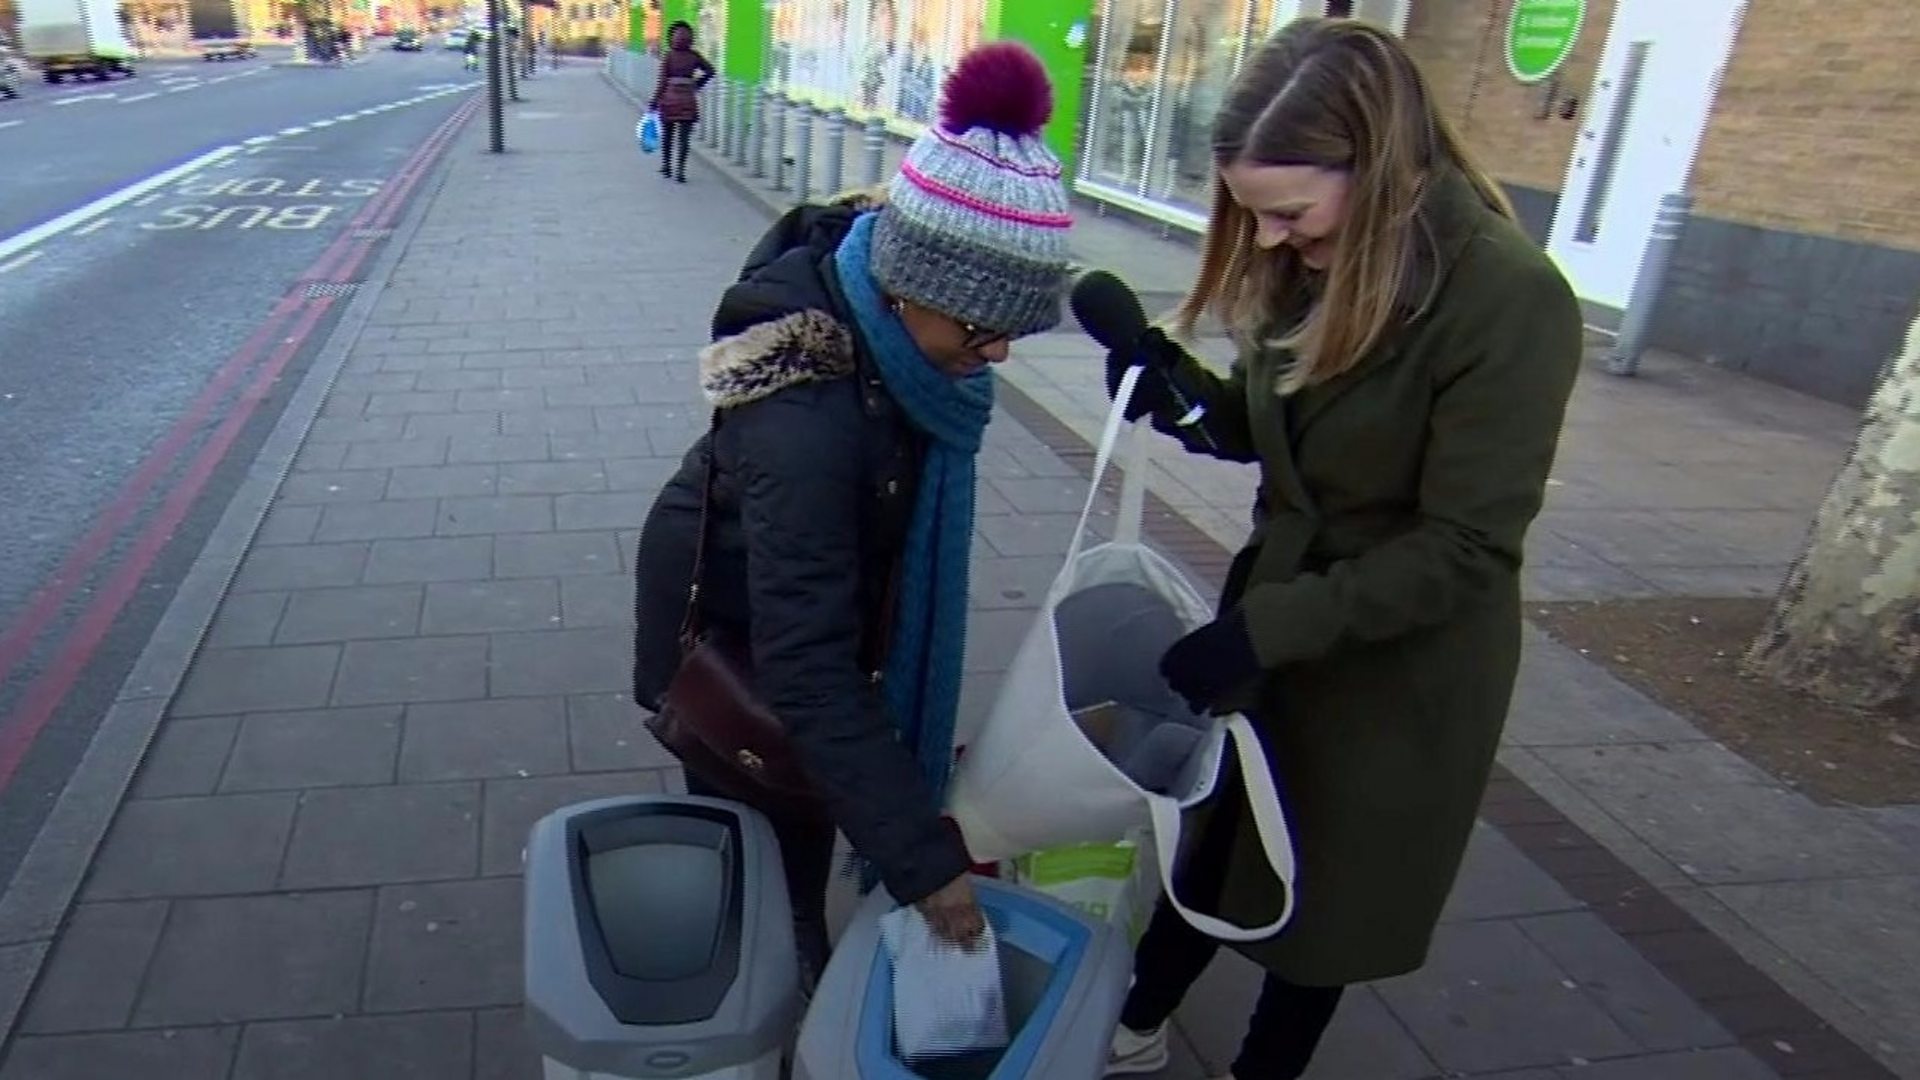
698, 191, 883, 410
698, 308, 854, 408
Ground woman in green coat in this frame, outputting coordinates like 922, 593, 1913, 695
1102, 19, 1585, 1080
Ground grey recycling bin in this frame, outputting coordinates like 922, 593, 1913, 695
793, 876, 1131, 1080
524, 795, 802, 1080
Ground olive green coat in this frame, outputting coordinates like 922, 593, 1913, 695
1159, 167, 1584, 985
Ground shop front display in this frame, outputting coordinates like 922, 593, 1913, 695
766, 0, 988, 131
1077, 0, 1407, 227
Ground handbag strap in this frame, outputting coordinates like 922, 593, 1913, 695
676, 411, 904, 676
676, 414, 720, 651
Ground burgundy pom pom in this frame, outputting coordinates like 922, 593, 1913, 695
939, 42, 1054, 137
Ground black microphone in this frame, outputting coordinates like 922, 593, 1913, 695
1068, 270, 1215, 450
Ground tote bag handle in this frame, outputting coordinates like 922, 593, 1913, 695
1146, 716, 1298, 942
1054, 367, 1155, 602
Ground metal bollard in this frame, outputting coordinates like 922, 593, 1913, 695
733, 80, 753, 167
1607, 192, 1695, 376
793, 104, 816, 203
750, 88, 770, 179
769, 94, 790, 192
823, 108, 846, 196
713, 79, 730, 153
720, 79, 738, 159
862, 116, 887, 187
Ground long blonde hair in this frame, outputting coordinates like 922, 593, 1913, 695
1174, 18, 1514, 391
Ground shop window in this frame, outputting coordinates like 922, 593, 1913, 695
1149, 0, 1258, 211
1084, 0, 1167, 192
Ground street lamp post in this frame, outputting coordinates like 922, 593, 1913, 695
485, 0, 505, 152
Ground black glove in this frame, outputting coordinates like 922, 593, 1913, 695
1160, 610, 1262, 715
1103, 326, 1187, 422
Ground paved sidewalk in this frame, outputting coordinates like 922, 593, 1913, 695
0, 66, 1908, 1080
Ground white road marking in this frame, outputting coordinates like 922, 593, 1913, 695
74, 217, 114, 237
0, 251, 44, 274
166, 85, 197, 94
52, 93, 115, 106
243, 135, 276, 145
0, 145, 239, 264
121, 91, 160, 102
310, 119, 335, 128
0, 120, 22, 131
279, 126, 308, 135
134, 193, 162, 206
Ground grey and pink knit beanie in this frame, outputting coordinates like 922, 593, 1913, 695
870, 42, 1073, 338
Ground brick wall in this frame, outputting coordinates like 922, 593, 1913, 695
1691, 0, 1920, 252
1400, 0, 1615, 198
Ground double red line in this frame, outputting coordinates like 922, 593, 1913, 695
0, 94, 482, 793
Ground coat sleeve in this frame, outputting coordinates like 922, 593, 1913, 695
694, 50, 716, 87
722, 386, 973, 905
1144, 345, 1260, 463
1237, 262, 1584, 666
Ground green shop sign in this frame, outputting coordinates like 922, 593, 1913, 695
1506, 0, 1584, 83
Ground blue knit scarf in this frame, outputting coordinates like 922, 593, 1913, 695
833, 210, 993, 812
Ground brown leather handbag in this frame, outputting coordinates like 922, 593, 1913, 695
645, 421, 895, 823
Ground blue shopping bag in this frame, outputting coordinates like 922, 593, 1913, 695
637, 110, 661, 154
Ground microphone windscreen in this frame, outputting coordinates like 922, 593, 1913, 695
1069, 270, 1151, 352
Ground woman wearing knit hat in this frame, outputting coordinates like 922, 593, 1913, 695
631, 41, 1071, 988
1099, 18, 1584, 1080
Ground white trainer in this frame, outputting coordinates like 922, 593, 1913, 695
1105, 1022, 1171, 1075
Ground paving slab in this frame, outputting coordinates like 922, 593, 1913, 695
132, 890, 373, 1026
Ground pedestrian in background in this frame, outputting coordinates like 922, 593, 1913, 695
649, 20, 714, 184
1100, 18, 1585, 1080
631, 42, 1071, 990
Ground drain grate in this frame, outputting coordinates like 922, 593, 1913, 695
353, 228, 394, 240
304, 281, 361, 298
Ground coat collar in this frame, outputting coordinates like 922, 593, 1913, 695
1254, 166, 1501, 521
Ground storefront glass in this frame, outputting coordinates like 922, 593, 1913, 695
1148, 0, 1254, 208
1083, 0, 1164, 192
1081, 0, 1389, 221
767, 0, 988, 131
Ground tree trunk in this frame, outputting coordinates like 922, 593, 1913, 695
1744, 308, 1920, 711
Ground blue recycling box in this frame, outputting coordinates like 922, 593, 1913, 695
793, 876, 1132, 1080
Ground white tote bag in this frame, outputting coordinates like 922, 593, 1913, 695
947, 368, 1297, 942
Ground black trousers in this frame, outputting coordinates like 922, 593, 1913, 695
1118, 769, 1345, 1079
681, 768, 835, 988
658, 119, 694, 178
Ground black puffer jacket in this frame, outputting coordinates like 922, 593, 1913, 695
632, 196, 974, 905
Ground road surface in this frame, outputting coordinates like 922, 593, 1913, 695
0, 45, 485, 884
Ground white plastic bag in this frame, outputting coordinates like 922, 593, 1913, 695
878, 905, 1009, 1062
946, 367, 1298, 943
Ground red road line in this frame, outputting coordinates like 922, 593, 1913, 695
0, 297, 337, 791
0, 292, 304, 694
0, 96, 477, 793
302, 95, 478, 285
329, 98, 480, 283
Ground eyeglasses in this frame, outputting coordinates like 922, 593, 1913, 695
959, 321, 1010, 353
891, 298, 1009, 353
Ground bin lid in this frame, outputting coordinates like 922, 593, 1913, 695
568, 804, 744, 1026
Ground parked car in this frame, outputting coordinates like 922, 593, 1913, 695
443, 27, 469, 51
391, 28, 422, 51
